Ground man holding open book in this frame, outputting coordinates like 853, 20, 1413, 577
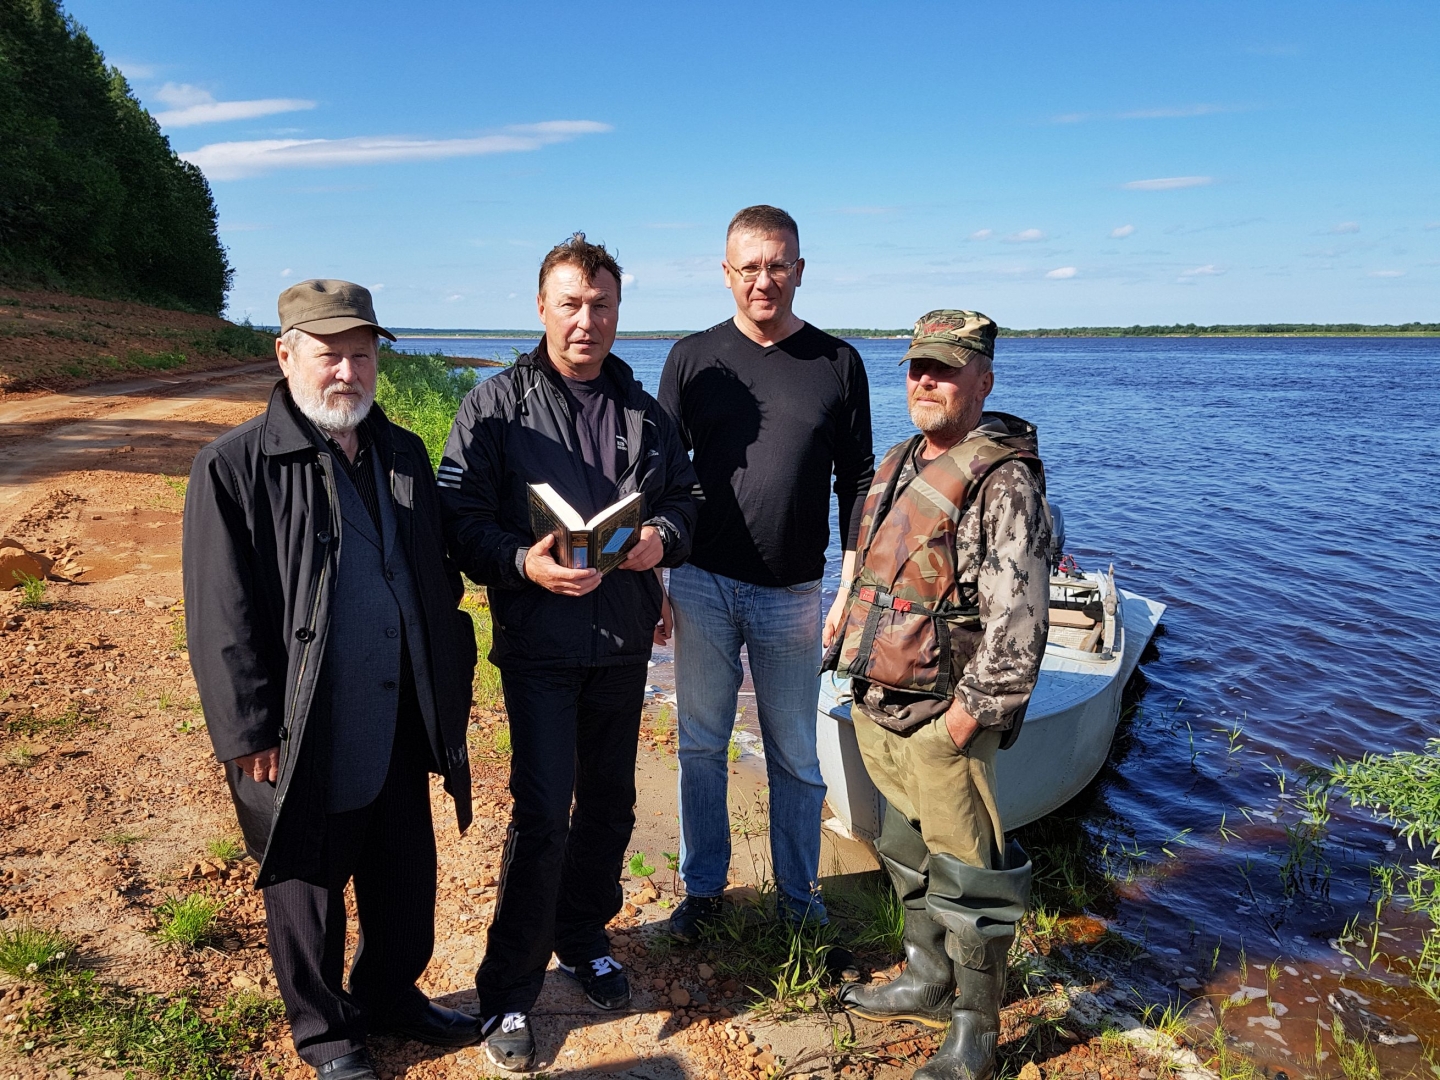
438, 234, 697, 1072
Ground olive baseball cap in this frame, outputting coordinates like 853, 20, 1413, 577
277, 279, 396, 341
900, 309, 997, 368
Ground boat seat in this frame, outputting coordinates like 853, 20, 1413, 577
1049, 607, 1097, 629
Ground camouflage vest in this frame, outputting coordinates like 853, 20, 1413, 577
823, 412, 1045, 701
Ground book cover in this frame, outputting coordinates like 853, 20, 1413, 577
527, 484, 645, 575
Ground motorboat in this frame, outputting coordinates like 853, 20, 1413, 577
816, 565, 1167, 841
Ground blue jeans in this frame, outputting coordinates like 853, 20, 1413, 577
669, 562, 828, 924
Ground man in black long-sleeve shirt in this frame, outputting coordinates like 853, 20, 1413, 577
658, 205, 874, 948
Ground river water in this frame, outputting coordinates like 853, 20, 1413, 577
399, 333, 1440, 1071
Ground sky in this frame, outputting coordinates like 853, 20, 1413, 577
68, 0, 1440, 330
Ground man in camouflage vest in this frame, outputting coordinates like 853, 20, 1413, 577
826, 311, 1051, 1080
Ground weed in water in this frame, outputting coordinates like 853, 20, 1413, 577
153, 894, 223, 949
0, 923, 75, 978
13, 569, 47, 609
1139, 996, 1192, 1041
206, 837, 244, 862
1331, 1017, 1383, 1080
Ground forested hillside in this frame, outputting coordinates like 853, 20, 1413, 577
0, 0, 231, 314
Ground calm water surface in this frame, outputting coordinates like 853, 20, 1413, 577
400, 334, 1440, 1068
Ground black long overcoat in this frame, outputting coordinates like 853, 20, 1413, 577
182, 382, 477, 887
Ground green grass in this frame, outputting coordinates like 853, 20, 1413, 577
696, 896, 854, 1016
1333, 740, 1440, 999
0, 923, 75, 978
491, 725, 512, 757
13, 569, 47, 608
21, 973, 282, 1079
171, 610, 188, 651
205, 837, 244, 863
125, 347, 187, 371
153, 894, 224, 949
374, 347, 479, 468
460, 591, 503, 708
190, 320, 272, 358
826, 874, 906, 955
5, 701, 92, 739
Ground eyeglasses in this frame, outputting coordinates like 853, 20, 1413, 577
729, 260, 799, 282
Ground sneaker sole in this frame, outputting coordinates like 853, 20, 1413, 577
841, 1002, 951, 1029
484, 1042, 536, 1073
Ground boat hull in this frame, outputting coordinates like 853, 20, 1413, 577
816, 588, 1166, 841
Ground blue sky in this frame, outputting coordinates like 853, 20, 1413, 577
70, 0, 1439, 330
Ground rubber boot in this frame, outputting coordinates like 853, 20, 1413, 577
839, 809, 954, 1028
913, 843, 1032, 1080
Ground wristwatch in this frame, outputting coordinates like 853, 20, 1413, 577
645, 517, 679, 553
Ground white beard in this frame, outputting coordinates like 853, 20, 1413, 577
291, 379, 374, 434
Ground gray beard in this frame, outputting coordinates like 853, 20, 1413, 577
291, 380, 374, 434
908, 399, 965, 437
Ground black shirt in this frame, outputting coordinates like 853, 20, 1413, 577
659, 319, 874, 587
552, 361, 625, 518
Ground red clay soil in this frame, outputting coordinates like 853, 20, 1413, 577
0, 286, 271, 399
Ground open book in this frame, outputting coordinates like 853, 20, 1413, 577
528, 484, 644, 574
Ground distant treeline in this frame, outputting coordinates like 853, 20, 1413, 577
829, 323, 1440, 338
388, 323, 1440, 341
0, 0, 230, 314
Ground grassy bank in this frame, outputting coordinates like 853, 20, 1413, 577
374, 347, 480, 467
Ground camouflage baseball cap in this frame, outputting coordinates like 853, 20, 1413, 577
900, 309, 997, 368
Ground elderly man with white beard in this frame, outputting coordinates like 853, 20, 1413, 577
183, 280, 481, 1079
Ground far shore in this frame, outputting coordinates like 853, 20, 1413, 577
385, 325, 1440, 341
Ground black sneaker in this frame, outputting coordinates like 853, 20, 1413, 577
666, 894, 725, 943
557, 954, 631, 1010
480, 1011, 534, 1073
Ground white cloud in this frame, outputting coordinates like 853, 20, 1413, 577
1045, 266, 1077, 279
1119, 104, 1230, 119
151, 83, 316, 128
1123, 176, 1214, 191
968, 229, 994, 241
1006, 228, 1046, 243
182, 120, 613, 179
1330, 221, 1360, 234
1180, 264, 1223, 277
1368, 269, 1406, 278
1111, 224, 1135, 238
446, 294, 464, 302
620, 273, 637, 288
116, 60, 158, 80
370, 283, 385, 292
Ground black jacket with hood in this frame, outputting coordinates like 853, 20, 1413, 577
182, 382, 477, 887
438, 346, 698, 669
